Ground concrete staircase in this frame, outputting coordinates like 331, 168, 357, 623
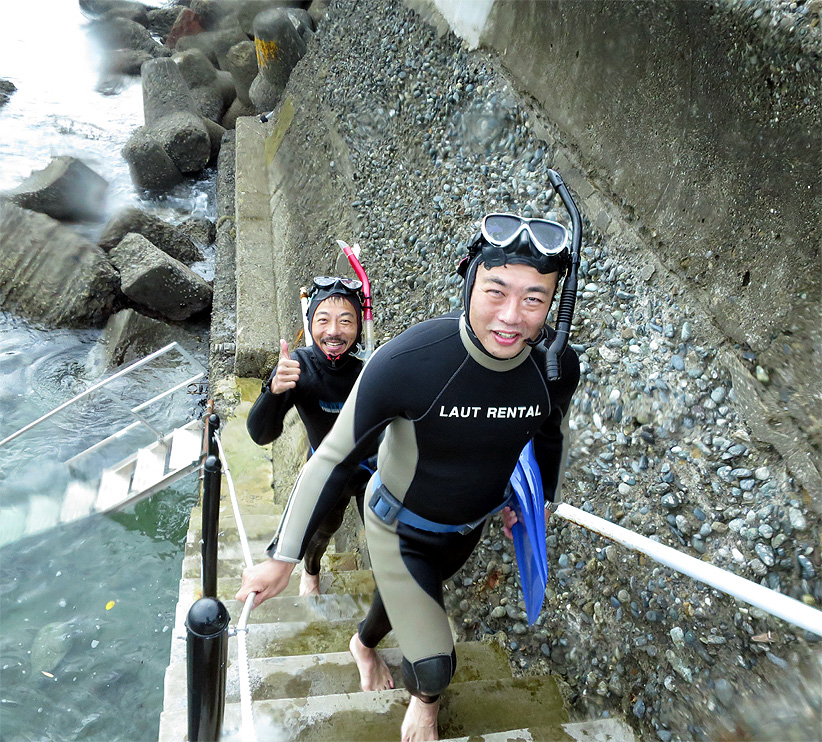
158, 385, 636, 742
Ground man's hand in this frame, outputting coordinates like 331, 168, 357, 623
501, 505, 553, 540
235, 558, 296, 607
270, 339, 301, 394
501, 506, 518, 540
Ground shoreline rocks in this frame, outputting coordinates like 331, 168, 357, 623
0, 79, 17, 107
3, 156, 109, 222
0, 203, 119, 327
109, 232, 213, 321
99, 207, 201, 264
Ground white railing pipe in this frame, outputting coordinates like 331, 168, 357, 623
214, 433, 258, 742
550, 502, 822, 637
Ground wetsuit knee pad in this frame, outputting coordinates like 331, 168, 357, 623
402, 651, 456, 698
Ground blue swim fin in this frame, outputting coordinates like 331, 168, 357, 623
508, 441, 548, 625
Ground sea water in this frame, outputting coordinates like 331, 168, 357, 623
0, 3, 213, 739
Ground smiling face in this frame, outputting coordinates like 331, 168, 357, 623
468, 263, 558, 359
310, 296, 359, 358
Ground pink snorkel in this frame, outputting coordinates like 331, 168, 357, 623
336, 240, 375, 359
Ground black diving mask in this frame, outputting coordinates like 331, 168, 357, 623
481, 214, 569, 256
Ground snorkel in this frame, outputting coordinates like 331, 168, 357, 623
336, 239, 375, 360
299, 285, 313, 347
542, 169, 582, 380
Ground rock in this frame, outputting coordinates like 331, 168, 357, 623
221, 96, 257, 129
166, 7, 205, 50
0, 203, 118, 327
102, 48, 152, 76
121, 126, 184, 191
177, 216, 217, 245
89, 309, 191, 369
190, 0, 226, 30
140, 58, 213, 174
174, 24, 250, 70
99, 207, 200, 263
0, 79, 17, 107
98, 3, 149, 27
109, 233, 212, 321
30, 621, 74, 675
201, 116, 227, 162
236, 0, 290, 35
286, 8, 316, 41
3, 156, 108, 222
90, 16, 171, 59
174, 48, 235, 122
248, 8, 306, 111
788, 507, 807, 531
146, 6, 183, 39
224, 40, 257, 105
155, 110, 213, 173
142, 56, 201, 128
79, 0, 147, 17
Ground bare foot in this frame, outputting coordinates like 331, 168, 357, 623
299, 570, 321, 596
401, 696, 439, 742
348, 633, 395, 691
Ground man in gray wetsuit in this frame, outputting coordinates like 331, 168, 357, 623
237, 214, 581, 742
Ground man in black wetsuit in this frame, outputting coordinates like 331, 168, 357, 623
245, 276, 370, 596
237, 215, 581, 742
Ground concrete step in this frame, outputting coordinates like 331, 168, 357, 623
440, 719, 637, 741
183, 535, 272, 562
188, 499, 283, 529
186, 513, 283, 543
224, 590, 371, 625
163, 638, 511, 708
181, 542, 362, 579
159, 675, 571, 742
175, 569, 376, 608
234, 617, 395, 660
227, 640, 512, 703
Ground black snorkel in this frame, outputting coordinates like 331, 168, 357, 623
542, 169, 582, 380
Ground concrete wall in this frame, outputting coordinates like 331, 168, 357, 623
229, 0, 819, 486
232, 94, 363, 379
421, 0, 821, 474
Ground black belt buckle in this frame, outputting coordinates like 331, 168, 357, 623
369, 484, 403, 525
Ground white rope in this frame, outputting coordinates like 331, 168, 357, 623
213, 432, 258, 742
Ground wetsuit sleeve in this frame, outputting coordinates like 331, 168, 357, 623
246, 372, 296, 445
533, 347, 581, 504
267, 343, 406, 561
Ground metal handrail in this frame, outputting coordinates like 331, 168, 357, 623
549, 502, 822, 637
0, 342, 200, 449
131, 372, 205, 414
187, 416, 257, 742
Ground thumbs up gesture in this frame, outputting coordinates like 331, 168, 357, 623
270, 339, 301, 394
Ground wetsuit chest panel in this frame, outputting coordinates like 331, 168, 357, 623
292, 347, 362, 450
404, 359, 551, 523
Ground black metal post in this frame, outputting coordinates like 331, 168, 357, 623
207, 413, 220, 458
186, 597, 229, 742
202, 453, 222, 599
